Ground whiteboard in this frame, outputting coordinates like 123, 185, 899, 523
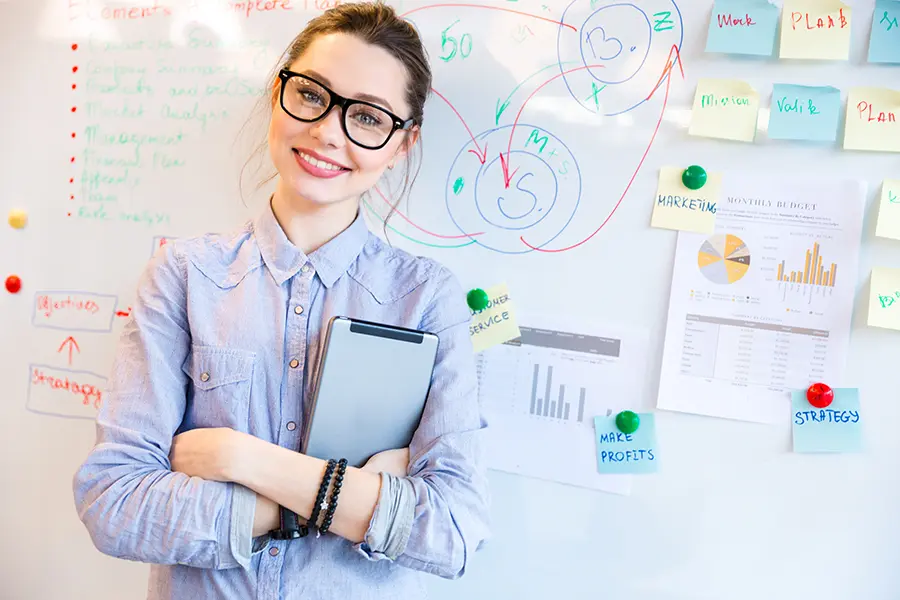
1, 1, 899, 599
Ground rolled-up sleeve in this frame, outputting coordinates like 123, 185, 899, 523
72, 242, 255, 570
356, 266, 491, 579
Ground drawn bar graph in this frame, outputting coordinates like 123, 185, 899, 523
776, 242, 837, 287
529, 364, 586, 422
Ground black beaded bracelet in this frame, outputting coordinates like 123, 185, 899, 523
307, 458, 337, 538
318, 458, 348, 536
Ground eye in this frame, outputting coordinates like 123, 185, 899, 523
299, 89, 325, 105
352, 109, 385, 128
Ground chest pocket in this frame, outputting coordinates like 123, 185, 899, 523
182, 345, 256, 432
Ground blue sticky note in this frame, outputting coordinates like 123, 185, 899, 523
768, 84, 842, 142
705, 0, 780, 57
791, 388, 862, 453
869, 0, 900, 64
594, 413, 659, 474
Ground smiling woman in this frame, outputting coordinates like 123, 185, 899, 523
72, 3, 490, 599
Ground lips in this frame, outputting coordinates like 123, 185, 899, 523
292, 148, 351, 180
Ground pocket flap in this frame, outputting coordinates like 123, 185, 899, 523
184, 346, 256, 390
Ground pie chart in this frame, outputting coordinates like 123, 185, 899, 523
698, 234, 750, 284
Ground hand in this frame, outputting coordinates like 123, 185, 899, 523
170, 427, 248, 482
361, 447, 409, 477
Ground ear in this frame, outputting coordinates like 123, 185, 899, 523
392, 126, 420, 163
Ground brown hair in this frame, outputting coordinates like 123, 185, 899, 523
240, 1, 432, 237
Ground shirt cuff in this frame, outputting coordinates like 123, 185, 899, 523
227, 483, 257, 570
354, 473, 415, 562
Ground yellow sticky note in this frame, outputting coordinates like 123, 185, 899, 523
688, 79, 760, 142
843, 88, 900, 153
875, 180, 900, 240
469, 283, 521, 353
867, 267, 900, 331
651, 167, 722, 234
779, 0, 851, 60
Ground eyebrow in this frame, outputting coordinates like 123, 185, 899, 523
303, 69, 396, 113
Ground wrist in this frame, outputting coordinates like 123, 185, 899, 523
227, 430, 262, 485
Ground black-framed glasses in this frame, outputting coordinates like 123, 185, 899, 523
277, 69, 415, 150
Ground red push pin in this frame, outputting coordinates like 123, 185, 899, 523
5, 275, 22, 294
807, 382, 834, 409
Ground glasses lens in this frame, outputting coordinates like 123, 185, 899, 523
283, 76, 331, 121
345, 103, 395, 148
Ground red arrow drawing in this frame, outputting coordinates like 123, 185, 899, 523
499, 63, 607, 188
58, 336, 81, 366
520, 44, 684, 253
431, 87, 489, 164
115, 306, 132, 318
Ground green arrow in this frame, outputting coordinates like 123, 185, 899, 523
495, 61, 579, 125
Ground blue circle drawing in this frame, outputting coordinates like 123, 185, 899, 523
557, 0, 683, 116
444, 124, 582, 255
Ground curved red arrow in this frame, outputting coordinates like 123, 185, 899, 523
499, 64, 607, 188
401, 4, 577, 31
373, 185, 484, 239
520, 45, 684, 253
431, 87, 488, 164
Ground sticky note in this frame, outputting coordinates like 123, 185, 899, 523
843, 87, 900, 153
779, 0, 852, 60
689, 79, 760, 142
594, 413, 659, 474
651, 167, 721, 233
868, 0, 900, 63
768, 84, 841, 142
875, 180, 900, 240
791, 388, 861, 453
867, 267, 900, 331
705, 0, 779, 56
468, 283, 520, 353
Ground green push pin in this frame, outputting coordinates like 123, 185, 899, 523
466, 288, 489, 311
615, 410, 640, 435
681, 165, 708, 191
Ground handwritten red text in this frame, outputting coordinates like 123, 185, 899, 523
36, 294, 101, 318
857, 101, 897, 123
101, 2, 173, 19
791, 9, 848, 30
717, 13, 756, 28
31, 367, 103, 409
229, 0, 293, 17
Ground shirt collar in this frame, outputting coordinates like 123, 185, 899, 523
253, 198, 369, 288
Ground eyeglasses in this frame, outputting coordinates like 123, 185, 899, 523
277, 69, 415, 150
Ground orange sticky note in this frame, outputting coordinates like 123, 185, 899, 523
779, 0, 852, 60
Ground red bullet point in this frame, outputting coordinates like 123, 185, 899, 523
69, 178, 74, 184
5, 275, 22, 294
70, 157, 75, 163
71, 132, 76, 138
71, 106, 77, 113
72, 43, 78, 51
72, 66, 78, 73
70, 195, 74, 200
67, 212, 72, 217
72, 84, 77, 90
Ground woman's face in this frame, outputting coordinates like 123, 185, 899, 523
268, 33, 416, 209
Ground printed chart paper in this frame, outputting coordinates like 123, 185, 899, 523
689, 79, 760, 142
768, 84, 842, 142
477, 314, 649, 494
705, 0, 779, 56
657, 175, 865, 423
779, 0, 852, 60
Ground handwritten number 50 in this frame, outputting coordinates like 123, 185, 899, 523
440, 20, 472, 62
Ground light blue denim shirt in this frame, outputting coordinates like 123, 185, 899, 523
72, 200, 491, 599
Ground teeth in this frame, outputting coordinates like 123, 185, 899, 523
299, 151, 343, 171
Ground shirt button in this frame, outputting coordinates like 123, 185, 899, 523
301, 265, 310, 273
269, 547, 279, 557
294, 305, 304, 315
286, 421, 297, 431
200, 372, 210, 382
289, 359, 299, 369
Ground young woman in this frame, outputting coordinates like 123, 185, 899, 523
72, 3, 490, 598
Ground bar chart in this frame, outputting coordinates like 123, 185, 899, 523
529, 364, 586, 422
776, 241, 838, 287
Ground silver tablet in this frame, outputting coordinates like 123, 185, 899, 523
301, 316, 439, 468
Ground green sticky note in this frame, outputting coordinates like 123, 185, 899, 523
868, 0, 900, 64
705, 0, 780, 56
768, 84, 842, 142
791, 388, 862, 453
594, 413, 659, 474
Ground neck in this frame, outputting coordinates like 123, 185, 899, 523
270, 179, 360, 255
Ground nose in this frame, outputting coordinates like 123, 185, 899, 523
308, 105, 346, 148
